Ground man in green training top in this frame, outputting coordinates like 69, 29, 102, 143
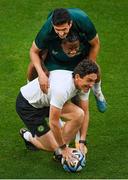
29, 8, 107, 113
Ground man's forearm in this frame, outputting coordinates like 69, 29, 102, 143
49, 106, 65, 147
88, 45, 100, 61
30, 50, 45, 77
50, 122, 65, 147
30, 42, 46, 77
88, 34, 100, 61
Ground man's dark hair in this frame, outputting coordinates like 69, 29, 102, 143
73, 59, 99, 78
62, 31, 79, 44
52, 8, 71, 25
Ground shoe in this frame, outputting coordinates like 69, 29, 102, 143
53, 151, 62, 163
94, 92, 107, 113
20, 128, 39, 151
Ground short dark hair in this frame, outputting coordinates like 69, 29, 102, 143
52, 8, 71, 25
62, 31, 79, 44
73, 59, 99, 78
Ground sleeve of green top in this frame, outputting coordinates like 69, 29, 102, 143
35, 17, 52, 50
73, 9, 97, 41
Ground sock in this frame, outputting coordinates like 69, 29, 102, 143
23, 131, 32, 141
92, 81, 105, 100
92, 80, 102, 94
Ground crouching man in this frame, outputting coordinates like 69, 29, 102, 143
16, 59, 99, 163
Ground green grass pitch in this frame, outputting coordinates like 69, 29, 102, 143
0, 0, 128, 178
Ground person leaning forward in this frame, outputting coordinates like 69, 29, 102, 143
16, 59, 99, 163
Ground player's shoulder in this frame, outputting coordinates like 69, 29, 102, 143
39, 15, 53, 38
43, 19, 52, 32
50, 70, 74, 91
68, 8, 92, 30
50, 70, 73, 79
68, 8, 88, 19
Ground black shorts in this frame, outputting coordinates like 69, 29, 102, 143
16, 92, 50, 137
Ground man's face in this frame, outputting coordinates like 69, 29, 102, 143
61, 40, 80, 57
53, 22, 72, 39
74, 73, 97, 92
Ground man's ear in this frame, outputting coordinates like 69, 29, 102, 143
69, 20, 73, 27
75, 74, 80, 80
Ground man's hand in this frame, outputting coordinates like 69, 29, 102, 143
38, 73, 49, 94
78, 142, 88, 155
61, 147, 78, 164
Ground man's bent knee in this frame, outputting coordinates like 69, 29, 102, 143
73, 107, 84, 123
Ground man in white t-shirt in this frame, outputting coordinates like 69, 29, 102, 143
16, 59, 99, 163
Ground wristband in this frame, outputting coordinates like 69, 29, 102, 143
59, 144, 67, 150
79, 140, 87, 145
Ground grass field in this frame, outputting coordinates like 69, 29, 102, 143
0, 0, 128, 179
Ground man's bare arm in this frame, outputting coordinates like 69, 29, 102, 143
88, 34, 100, 61
49, 105, 74, 161
29, 42, 49, 93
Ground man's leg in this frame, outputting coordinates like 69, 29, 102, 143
20, 128, 58, 151
16, 93, 85, 153
31, 102, 84, 151
71, 96, 89, 154
16, 92, 58, 151
60, 102, 84, 144
76, 100, 89, 154
29, 130, 58, 151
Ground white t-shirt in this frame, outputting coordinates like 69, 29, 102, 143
21, 70, 89, 109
